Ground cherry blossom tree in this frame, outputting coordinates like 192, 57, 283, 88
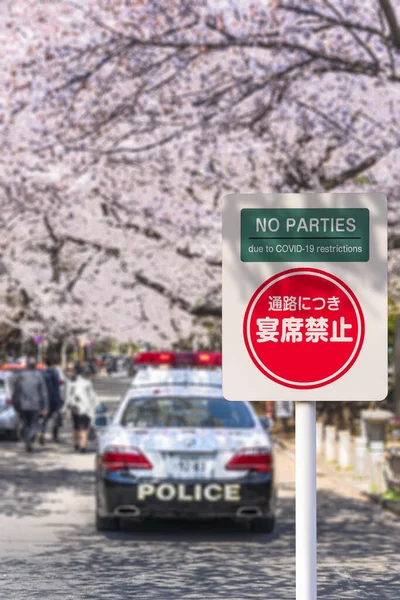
1, 0, 400, 346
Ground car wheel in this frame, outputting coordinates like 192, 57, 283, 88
95, 514, 119, 532
250, 517, 276, 534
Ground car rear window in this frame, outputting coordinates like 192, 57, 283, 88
120, 396, 254, 429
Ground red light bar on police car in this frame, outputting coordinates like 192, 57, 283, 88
197, 352, 211, 363
134, 351, 221, 367
195, 352, 222, 366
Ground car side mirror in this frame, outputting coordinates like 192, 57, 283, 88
259, 416, 273, 432
94, 404, 109, 428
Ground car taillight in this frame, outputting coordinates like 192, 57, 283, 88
101, 446, 153, 471
6, 398, 12, 406
59, 380, 65, 386
225, 447, 272, 473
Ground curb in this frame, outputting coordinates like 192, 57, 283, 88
272, 437, 295, 459
362, 492, 400, 517
273, 436, 369, 490
272, 436, 294, 451
275, 436, 400, 516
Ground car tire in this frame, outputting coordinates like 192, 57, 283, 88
250, 517, 276, 534
95, 514, 119, 532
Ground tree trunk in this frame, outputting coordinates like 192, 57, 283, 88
61, 340, 68, 369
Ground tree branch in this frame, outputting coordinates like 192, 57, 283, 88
379, 0, 400, 49
134, 272, 221, 318
320, 151, 388, 189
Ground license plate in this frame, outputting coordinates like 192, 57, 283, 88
166, 455, 212, 479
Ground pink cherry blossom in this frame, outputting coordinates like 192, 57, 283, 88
0, 1, 399, 345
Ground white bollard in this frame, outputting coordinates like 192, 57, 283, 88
354, 437, 367, 477
325, 426, 336, 463
369, 441, 385, 488
360, 417, 367, 440
316, 422, 323, 455
373, 457, 387, 494
338, 430, 350, 469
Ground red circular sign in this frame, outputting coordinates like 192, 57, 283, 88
243, 268, 365, 389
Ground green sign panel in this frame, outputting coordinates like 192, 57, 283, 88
240, 208, 369, 262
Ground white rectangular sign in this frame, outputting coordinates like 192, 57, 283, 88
222, 193, 387, 401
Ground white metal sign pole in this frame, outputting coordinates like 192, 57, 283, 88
296, 401, 317, 600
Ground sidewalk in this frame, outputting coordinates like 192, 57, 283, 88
275, 435, 370, 502
275, 434, 400, 519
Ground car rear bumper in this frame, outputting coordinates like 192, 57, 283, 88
96, 472, 275, 520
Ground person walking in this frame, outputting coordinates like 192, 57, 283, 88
12, 357, 49, 452
38, 356, 63, 445
64, 366, 99, 452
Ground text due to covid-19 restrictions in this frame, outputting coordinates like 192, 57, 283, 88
240, 208, 369, 262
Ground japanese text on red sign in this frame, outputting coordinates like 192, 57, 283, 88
256, 295, 352, 343
267, 295, 340, 311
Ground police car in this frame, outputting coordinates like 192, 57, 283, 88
95, 352, 276, 533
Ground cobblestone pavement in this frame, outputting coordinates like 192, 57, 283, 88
0, 383, 399, 599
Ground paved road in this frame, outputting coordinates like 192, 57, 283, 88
0, 377, 399, 599
92, 373, 132, 404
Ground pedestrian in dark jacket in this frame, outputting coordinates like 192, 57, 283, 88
38, 356, 63, 444
12, 357, 48, 452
